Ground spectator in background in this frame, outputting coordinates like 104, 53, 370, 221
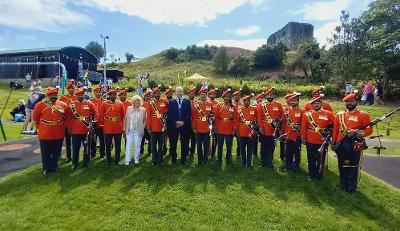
25, 72, 32, 87
22, 81, 45, 134
345, 82, 354, 95
374, 80, 385, 106
10, 99, 26, 120
363, 81, 374, 106
54, 73, 60, 87
137, 83, 143, 97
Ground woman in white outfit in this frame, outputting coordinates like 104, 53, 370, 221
124, 95, 147, 165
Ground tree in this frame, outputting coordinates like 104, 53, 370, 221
228, 55, 252, 76
125, 52, 134, 64
85, 41, 104, 59
164, 48, 179, 60
254, 43, 287, 70
290, 39, 321, 78
212, 47, 229, 74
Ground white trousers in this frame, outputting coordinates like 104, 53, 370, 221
125, 129, 143, 162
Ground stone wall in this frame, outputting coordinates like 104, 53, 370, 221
267, 22, 314, 51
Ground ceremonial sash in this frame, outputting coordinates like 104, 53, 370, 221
194, 100, 208, 122
238, 106, 254, 130
262, 102, 274, 124
42, 100, 66, 120
149, 100, 164, 123
70, 101, 89, 127
305, 111, 324, 135
218, 103, 233, 121
338, 112, 348, 134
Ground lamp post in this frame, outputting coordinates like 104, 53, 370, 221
100, 34, 109, 91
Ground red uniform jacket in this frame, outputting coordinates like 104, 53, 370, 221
192, 99, 213, 134
214, 102, 236, 135
257, 101, 285, 136
33, 100, 67, 140
235, 105, 257, 137
66, 100, 97, 135
90, 97, 105, 128
98, 100, 125, 134
59, 94, 76, 128
332, 109, 373, 143
300, 109, 335, 145
304, 102, 333, 112
283, 107, 304, 141
146, 99, 169, 132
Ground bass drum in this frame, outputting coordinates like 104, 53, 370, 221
335, 136, 355, 161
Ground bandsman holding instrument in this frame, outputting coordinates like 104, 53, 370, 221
59, 81, 76, 162
90, 85, 105, 158
283, 92, 303, 172
147, 87, 169, 166
332, 92, 373, 192
252, 93, 264, 157
98, 89, 125, 165
188, 87, 197, 156
235, 95, 257, 167
140, 90, 152, 156
66, 87, 97, 169
257, 87, 285, 168
192, 87, 213, 165
214, 89, 237, 166
33, 87, 67, 174
118, 89, 132, 115
301, 95, 334, 179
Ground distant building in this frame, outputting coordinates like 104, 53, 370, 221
0, 46, 98, 80
267, 22, 314, 51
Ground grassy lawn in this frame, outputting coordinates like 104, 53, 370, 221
0, 82, 399, 230
0, 145, 399, 230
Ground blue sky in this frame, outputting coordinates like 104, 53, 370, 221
0, 0, 371, 60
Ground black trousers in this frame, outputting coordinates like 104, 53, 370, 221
169, 126, 190, 164
151, 132, 164, 165
140, 128, 151, 155
216, 134, 233, 165
189, 129, 196, 155
64, 128, 72, 159
337, 149, 361, 192
91, 127, 105, 158
306, 143, 322, 178
285, 139, 301, 170
260, 135, 275, 167
104, 134, 122, 164
196, 132, 210, 164
72, 134, 90, 167
39, 139, 63, 172
240, 137, 253, 166
236, 137, 241, 158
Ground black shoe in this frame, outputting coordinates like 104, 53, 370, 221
49, 168, 59, 173
64, 158, 71, 163
71, 165, 78, 170
215, 161, 222, 166
42, 170, 49, 175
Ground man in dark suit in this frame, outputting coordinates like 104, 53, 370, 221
167, 86, 192, 165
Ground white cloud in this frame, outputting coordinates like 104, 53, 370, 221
75, 0, 264, 26
15, 35, 36, 41
0, 0, 93, 32
314, 21, 339, 47
228, 25, 261, 36
289, 0, 352, 21
197, 39, 266, 50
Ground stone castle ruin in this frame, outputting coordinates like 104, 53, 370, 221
267, 22, 314, 51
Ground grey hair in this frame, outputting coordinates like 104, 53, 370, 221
176, 86, 183, 92
131, 95, 142, 105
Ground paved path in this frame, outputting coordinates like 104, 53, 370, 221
0, 137, 40, 177
363, 155, 400, 189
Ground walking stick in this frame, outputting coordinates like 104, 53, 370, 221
0, 86, 14, 141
